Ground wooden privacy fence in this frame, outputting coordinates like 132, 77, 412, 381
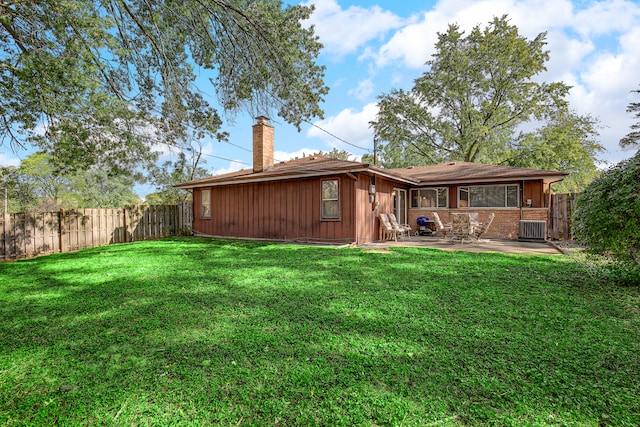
549, 193, 579, 240
1, 203, 192, 261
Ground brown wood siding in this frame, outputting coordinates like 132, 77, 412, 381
352, 174, 408, 243
355, 174, 375, 243
375, 177, 397, 214
448, 186, 457, 209
192, 176, 356, 243
523, 180, 544, 207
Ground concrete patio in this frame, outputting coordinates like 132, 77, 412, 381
359, 235, 565, 255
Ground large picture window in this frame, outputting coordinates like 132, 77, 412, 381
458, 184, 519, 208
321, 179, 339, 219
200, 189, 211, 218
410, 188, 448, 208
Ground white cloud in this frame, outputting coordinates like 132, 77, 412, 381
306, 103, 379, 152
212, 160, 246, 176
370, 0, 576, 69
302, 0, 403, 58
354, 0, 639, 165
0, 152, 22, 167
543, 31, 595, 80
348, 79, 374, 101
564, 23, 640, 159
572, 0, 640, 37
274, 148, 324, 161
370, 12, 439, 69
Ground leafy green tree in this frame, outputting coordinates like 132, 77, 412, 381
1, 0, 327, 173
503, 110, 604, 192
146, 149, 209, 204
18, 153, 71, 206
70, 168, 141, 208
12, 153, 141, 210
3, 162, 68, 213
573, 151, 640, 273
1, 166, 32, 213
620, 86, 640, 148
143, 192, 166, 205
371, 15, 600, 180
308, 148, 353, 160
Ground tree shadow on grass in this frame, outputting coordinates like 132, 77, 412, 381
1, 238, 639, 425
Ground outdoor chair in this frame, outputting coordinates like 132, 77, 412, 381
472, 213, 495, 241
469, 212, 480, 228
431, 212, 451, 238
388, 213, 412, 239
378, 213, 401, 242
451, 213, 473, 244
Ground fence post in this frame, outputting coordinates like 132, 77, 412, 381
58, 208, 65, 253
2, 212, 8, 260
123, 207, 129, 243
1, 203, 193, 262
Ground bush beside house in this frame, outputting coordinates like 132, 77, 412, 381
573, 151, 640, 283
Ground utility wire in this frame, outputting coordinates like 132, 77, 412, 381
303, 119, 371, 152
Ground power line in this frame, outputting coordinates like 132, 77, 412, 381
199, 152, 251, 167
303, 119, 371, 152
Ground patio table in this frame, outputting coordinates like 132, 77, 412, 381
451, 213, 475, 243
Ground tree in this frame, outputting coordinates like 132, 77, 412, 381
146, 146, 209, 205
0, 1, 328, 174
573, 151, 640, 278
620, 86, 640, 148
2, 162, 57, 213
503, 109, 604, 192
371, 15, 590, 171
1, 167, 13, 213
12, 152, 141, 210
18, 152, 71, 206
309, 148, 353, 160
70, 168, 141, 208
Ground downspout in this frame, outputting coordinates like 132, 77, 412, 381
520, 180, 525, 220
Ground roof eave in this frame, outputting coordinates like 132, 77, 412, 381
410, 174, 567, 186
174, 166, 418, 189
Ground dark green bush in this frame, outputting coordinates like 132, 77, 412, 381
573, 151, 640, 283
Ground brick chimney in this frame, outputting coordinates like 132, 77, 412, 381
252, 116, 274, 173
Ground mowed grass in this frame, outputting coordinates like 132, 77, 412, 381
1, 238, 639, 426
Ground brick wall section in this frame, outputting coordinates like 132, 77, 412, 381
252, 117, 274, 173
408, 208, 549, 240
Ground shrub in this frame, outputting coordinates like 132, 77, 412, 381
573, 151, 640, 283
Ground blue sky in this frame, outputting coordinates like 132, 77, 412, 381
2, 0, 639, 198
204, 0, 640, 181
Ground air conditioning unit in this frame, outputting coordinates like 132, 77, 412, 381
519, 220, 547, 242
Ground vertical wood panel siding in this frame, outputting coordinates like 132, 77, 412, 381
351, 174, 407, 244
193, 176, 357, 243
523, 181, 544, 207
355, 175, 376, 243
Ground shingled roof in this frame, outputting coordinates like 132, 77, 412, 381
175, 158, 566, 189
389, 161, 566, 185
174, 155, 414, 189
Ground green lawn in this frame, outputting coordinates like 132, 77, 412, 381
1, 237, 639, 426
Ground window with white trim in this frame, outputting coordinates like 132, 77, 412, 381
410, 187, 448, 208
201, 189, 211, 218
321, 179, 339, 219
458, 184, 519, 208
